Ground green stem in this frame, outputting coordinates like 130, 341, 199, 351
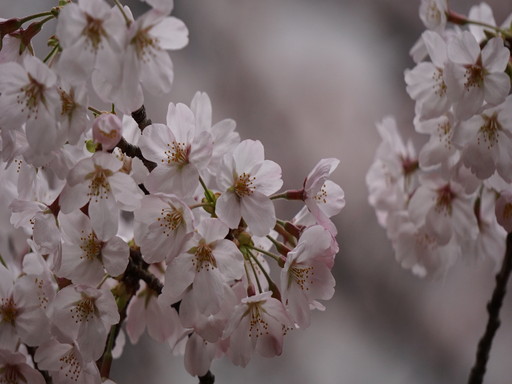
199, 176, 216, 204
0, 254, 6, 268
189, 203, 212, 210
20, 11, 54, 24
113, 0, 131, 26
248, 245, 281, 263
88, 106, 103, 115
43, 44, 59, 63
246, 253, 263, 294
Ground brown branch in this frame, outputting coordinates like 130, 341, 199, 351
116, 136, 156, 171
468, 232, 512, 384
131, 105, 152, 131
199, 370, 215, 384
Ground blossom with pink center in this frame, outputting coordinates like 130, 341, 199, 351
35, 339, 101, 384
280, 225, 336, 328
216, 140, 283, 236
59, 151, 143, 239
51, 285, 119, 361
408, 174, 478, 246
222, 291, 293, 367
57, 210, 129, 286
445, 31, 510, 120
93, 5, 188, 113
405, 31, 452, 120
0, 349, 45, 384
55, 0, 124, 86
126, 283, 185, 345
0, 55, 61, 164
295, 158, 345, 236
453, 96, 512, 182
139, 103, 213, 196
160, 218, 243, 340
134, 193, 195, 263
0, 265, 51, 349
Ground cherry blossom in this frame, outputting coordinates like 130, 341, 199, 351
216, 140, 283, 236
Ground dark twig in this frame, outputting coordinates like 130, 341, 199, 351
199, 370, 215, 384
116, 136, 156, 171
468, 232, 512, 384
131, 105, 152, 131
127, 249, 163, 294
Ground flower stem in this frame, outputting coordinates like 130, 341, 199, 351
199, 176, 216, 205
468, 232, 512, 384
112, 0, 131, 26
248, 245, 281, 263
19, 11, 54, 24
43, 44, 59, 63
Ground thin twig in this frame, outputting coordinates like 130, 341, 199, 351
199, 370, 215, 384
116, 137, 156, 171
468, 232, 512, 384
131, 105, 152, 131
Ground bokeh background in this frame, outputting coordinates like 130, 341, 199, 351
3, 0, 512, 383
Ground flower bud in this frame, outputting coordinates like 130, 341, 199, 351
92, 113, 122, 151
496, 190, 512, 233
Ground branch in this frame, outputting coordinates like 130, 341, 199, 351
199, 370, 215, 384
468, 232, 512, 384
116, 136, 156, 171
131, 105, 152, 131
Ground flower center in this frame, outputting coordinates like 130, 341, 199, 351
435, 184, 454, 216
58, 87, 77, 118
70, 296, 96, 323
192, 241, 217, 272
86, 166, 113, 200
437, 119, 453, 150
432, 68, 447, 97
478, 112, 501, 149
426, 1, 442, 24
0, 364, 25, 384
314, 185, 328, 204
164, 141, 189, 167
290, 265, 314, 291
248, 304, 269, 339
131, 27, 159, 61
59, 348, 82, 383
80, 231, 103, 261
234, 172, 256, 198
17, 74, 45, 120
157, 206, 184, 235
464, 63, 485, 91
83, 15, 106, 52
0, 297, 18, 325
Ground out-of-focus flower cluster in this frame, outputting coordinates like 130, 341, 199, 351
0, 0, 345, 383
367, 0, 512, 277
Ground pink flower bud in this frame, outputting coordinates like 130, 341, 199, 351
496, 190, 512, 233
92, 113, 122, 151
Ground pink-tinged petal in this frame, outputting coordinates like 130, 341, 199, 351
217, 154, 236, 190
192, 270, 224, 315
126, 294, 146, 344
9, 200, 47, 228
56, 37, 96, 83
89, 194, 119, 240
282, 279, 311, 328
307, 262, 335, 300
216, 191, 242, 229
109, 172, 143, 211
146, 298, 180, 343
139, 123, 176, 163
145, 163, 199, 196
93, 151, 123, 172
319, 180, 345, 217
58, 243, 104, 285
102, 236, 129, 277
422, 30, 447, 67
234, 140, 264, 173
425, 208, 452, 245
252, 160, 283, 195
58, 210, 92, 244
152, 16, 188, 50
305, 198, 337, 236
140, 50, 174, 94
241, 192, 276, 236
482, 37, 510, 72
78, 315, 108, 360
169, 103, 196, 143
58, 183, 90, 214
254, 316, 284, 358
198, 218, 229, 243
184, 333, 216, 377
160, 255, 195, 305
67, 157, 96, 186
305, 158, 339, 193
484, 72, 510, 105
213, 240, 244, 280
191, 92, 212, 132
94, 288, 120, 326
189, 130, 213, 168
448, 31, 480, 64
225, 312, 253, 367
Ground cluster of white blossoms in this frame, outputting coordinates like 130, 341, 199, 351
0, 0, 345, 383
367, 0, 512, 277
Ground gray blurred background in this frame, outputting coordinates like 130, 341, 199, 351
3, 0, 512, 383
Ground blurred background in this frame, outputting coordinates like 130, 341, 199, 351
3, 0, 512, 383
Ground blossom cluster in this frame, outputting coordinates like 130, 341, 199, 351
367, 0, 512, 277
0, 0, 344, 383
